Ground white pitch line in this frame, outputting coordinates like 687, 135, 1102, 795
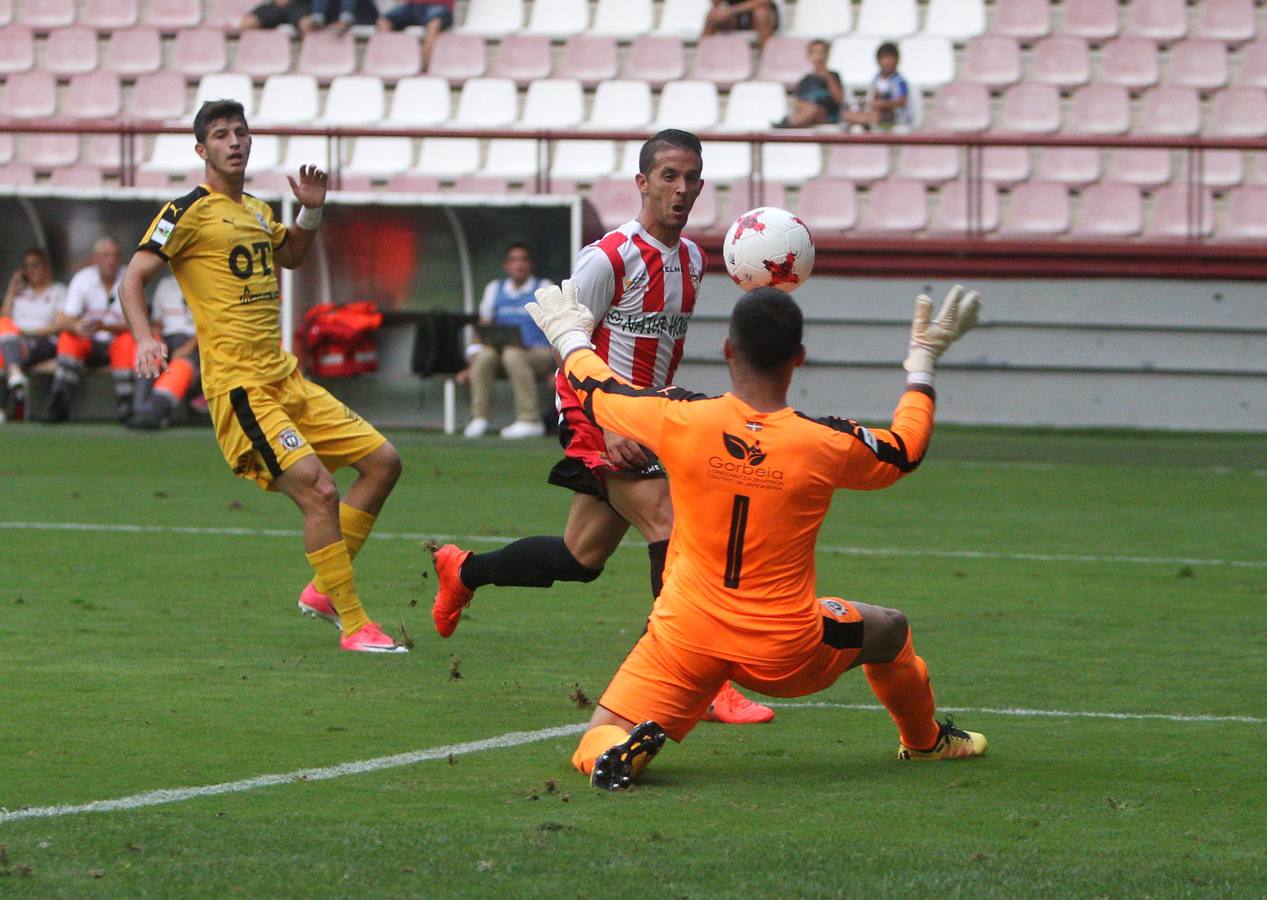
0, 723, 586, 825
2, 521, 1265, 570
770, 702, 1267, 725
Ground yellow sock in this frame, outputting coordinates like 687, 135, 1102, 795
313, 504, 377, 595
571, 724, 632, 776
306, 540, 370, 635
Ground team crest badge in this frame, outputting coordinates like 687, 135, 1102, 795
278, 428, 305, 451
821, 599, 847, 617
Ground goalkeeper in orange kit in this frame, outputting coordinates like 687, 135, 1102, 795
523, 278, 988, 789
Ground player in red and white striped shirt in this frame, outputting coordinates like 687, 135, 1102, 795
430, 130, 773, 724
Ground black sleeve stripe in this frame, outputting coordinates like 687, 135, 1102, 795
567, 371, 711, 425
793, 410, 923, 473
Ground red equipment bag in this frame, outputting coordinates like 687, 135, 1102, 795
302, 301, 384, 377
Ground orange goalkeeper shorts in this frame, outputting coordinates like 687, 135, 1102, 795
598, 597, 865, 742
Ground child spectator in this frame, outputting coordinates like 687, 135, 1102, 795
702, 0, 778, 49
774, 39, 844, 128
844, 41, 914, 130
0, 248, 66, 421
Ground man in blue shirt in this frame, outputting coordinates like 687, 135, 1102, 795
463, 243, 554, 439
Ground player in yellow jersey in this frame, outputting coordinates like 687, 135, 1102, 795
522, 280, 989, 788
118, 99, 406, 653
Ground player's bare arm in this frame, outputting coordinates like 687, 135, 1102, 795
274, 165, 328, 269
119, 249, 169, 377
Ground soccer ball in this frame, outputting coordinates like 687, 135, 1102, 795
722, 206, 815, 294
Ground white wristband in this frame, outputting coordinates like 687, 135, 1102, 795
295, 206, 323, 231
555, 331, 593, 360
905, 371, 934, 387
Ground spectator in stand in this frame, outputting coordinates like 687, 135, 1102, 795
127, 275, 201, 431
43, 238, 134, 423
300, 0, 379, 34
0, 248, 66, 422
843, 42, 913, 130
241, 0, 311, 29
377, 1, 454, 72
462, 243, 555, 440
702, 0, 778, 49
774, 39, 845, 128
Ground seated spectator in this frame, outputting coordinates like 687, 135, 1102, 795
703, 0, 778, 48
462, 243, 554, 440
300, 0, 379, 34
127, 275, 201, 431
774, 39, 844, 128
843, 42, 914, 130
0, 248, 66, 422
377, 1, 454, 71
43, 238, 134, 424
241, 0, 311, 29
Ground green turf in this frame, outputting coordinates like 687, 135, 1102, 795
1, 423, 1264, 897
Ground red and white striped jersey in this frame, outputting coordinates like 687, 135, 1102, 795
566, 219, 706, 392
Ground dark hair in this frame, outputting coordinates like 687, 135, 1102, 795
505, 242, 533, 259
194, 99, 248, 144
876, 42, 900, 60
728, 288, 804, 372
809, 39, 830, 52
638, 128, 703, 176
21, 247, 50, 267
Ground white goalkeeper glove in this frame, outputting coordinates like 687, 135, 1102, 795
903, 284, 982, 380
525, 279, 595, 360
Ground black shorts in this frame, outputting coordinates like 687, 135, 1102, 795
730, 0, 778, 31
547, 410, 665, 502
250, 0, 309, 28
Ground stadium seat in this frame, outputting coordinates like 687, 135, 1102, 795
42, 26, 98, 75
959, 36, 1022, 87
686, 180, 718, 230
489, 35, 551, 86
456, 77, 518, 126
361, 31, 420, 81
1068, 84, 1131, 133
17, 134, 79, 168
998, 83, 1061, 132
1198, 88, 1267, 187
1059, 0, 1119, 41
990, 0, 1051, 41
704, 81, 783, 181
898, 36, 955, 87
1145, 183, 1214, 237
0, 134, 12, 165
1194, 0, 1256, 44
50, 164, 105, 187
561, 35, 618, 88
787, 0, 852, 40
347, 76, 450, 178
588, 177, 641, 230
80, 0, 138, 28
384, 173, 442, 193
323, 76, 386, 126
1098, 37, 1160, 90
170, 28, 229, 78
1, 71, 55, 118
1035, 148, 1101, 185
1001, 180, 1069, 235
719, 181, 788, 224
1124, 0, 1186, 43
856, 0, 917, 39
428, 32, 488, 84
756, 36, 810, 89
1219, 185, 1267, 238
130, 71, 188, 119
653, 81, 719, 131
551, 80, 651, 181
144, 0, 201, 29
1105, 149, 1172, 187
930, 82, 991, 131
520, 79, 583, 129
0, 24, 34, 74
1139, 85, 1201, 135
625, 36, 685, 88
1030, 36, 1091, 88
280, 135, 334, 175
480, 139, 541, 180
234, 28, 293, 79
824, 144, 891, 184
1244, 152, 1267, 185
64, 71, 122, 118
760, 142, 819, 191
591, 0, 652, 38
1165, 40, 1229, 90
452, 174, 513, 194
930, 180, 1000, 233
981, 147, 1031, 184
206, 0, 255, 29
525, 0, 588, 38
102, 27, 161, 75
692, 34, 753, 88
459, 0, 525, 37
18, 0, 74, 29
828, 36, 883, 88
795, 177, 858, 232
1071, 181, 1143, 236
923, 0, 985, 41
1234, 40, 1267, 88
298, 30, 356, 80
895, 145, 959, 183
0, 164, 37, 184
655, 0, 710, 39
256, 74, 317, 123
84, 133, 121, 168
0, 0, 8, 25
858, 179, 928, 231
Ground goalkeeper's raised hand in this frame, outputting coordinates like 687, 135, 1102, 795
526, 279, 595, 361
903, 284, 982, 378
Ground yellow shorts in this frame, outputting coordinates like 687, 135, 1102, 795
209, 370, 387, 490
599, 598, 864, 742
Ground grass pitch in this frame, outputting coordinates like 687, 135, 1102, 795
0, 423, 1264, 897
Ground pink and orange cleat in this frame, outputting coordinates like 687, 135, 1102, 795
340, 621, 408, 653
297, 582, 341, 629
702, 681, 776, 724
430, 543, 474, 638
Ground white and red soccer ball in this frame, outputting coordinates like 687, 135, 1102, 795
722, 206, 815, 294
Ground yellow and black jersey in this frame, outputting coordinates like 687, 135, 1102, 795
138, 186, 295, 398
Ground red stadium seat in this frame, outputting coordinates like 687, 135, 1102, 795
1145, 183, 1214, 237
234, 28, 293, 79
427, 32, 487, 84
490, 35, 552, 86
1098, 37, 1160, 90
588, 177, 641, 230
1106, 149, 1172, 187
560, 35, 617, 89
691, 34, 753, 88
1198, 88, 1267, 187
206, 0, 257, 29
1071, 182, 1143, 236
170, 28, 228, 78
361, 31, 421, 81
64, 71, 122, 117
298, 30, 356, 80
17, 134, 79, 168
143, 0, 202, 30
102, 27, 161, 75
0, 164, 36, 184
825, 144, 890, 184
982, 147, 1031, 184
756, 36, 811, 89
42, 26, 98, 75
796, 177, 858, 233
130, 71, 188, 119
998, 83, 1062, 133
1124, 0, 1186, 43
50, 164, 105, 187
1195, 0, 1256, 44
719, 181, 788, 225
452, 175, 513, 194
1, 71, 55, 118
683, 180, 716, 230
1233, 40, 1267, 88
960, 36, 1021, 87
1166, 39, 1229, 89
1035, 148, 1101, 186
929, 82, 991, 131
85, 134, 122, 167
1068, 84, 1131, 134
19, 0, 74, 29
383, 174, 443, 194
0, 134, 12, 164
1060, 0, 1119, 42
930, 180, 1000, 233
858, 179, 928, 232
1220, 185, 1267, 238
80, 0, 138, 29
624, 36, 685, 89
1002, 180, 1070, 235
991, 0, 1051, 41
1139, 85, 1201, 134
1030, 36, 1090, 88
895, 145, 959, 183
0, 24, 34, 74
0, 0, 10, 25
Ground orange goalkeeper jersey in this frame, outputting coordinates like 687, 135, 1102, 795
564, 350, 935, 666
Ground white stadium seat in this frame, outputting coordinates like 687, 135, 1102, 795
788, 0, 852, 39
923, 0, 986, 40
656, 0, 710, 38
856, 0, 917, 38
591, 0, 653, 37
459, 0, 524, 37
525, 0, 588, 38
